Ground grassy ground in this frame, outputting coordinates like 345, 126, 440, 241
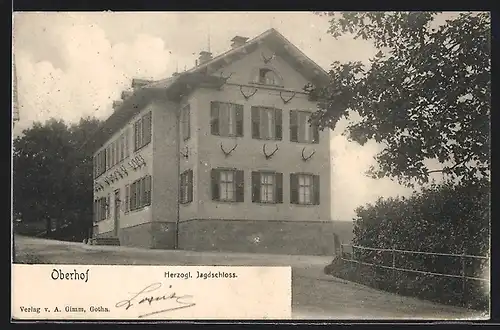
13, 235, 486, 320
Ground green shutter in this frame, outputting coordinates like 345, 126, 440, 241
290, 110, 298, 142
179, 173, 185, 204
211, 169, 220, 201
188, 170, 193, 203
145, 175, 151, 205
251, 171, 260, 203
275, 108, 282, 140
235, 170, 244, 202
145, 112, 152, 145
275, 172, 283, 203
235, 104, 244, 137
313, 175, 320, 205
251, 106, 260, 139
106, 194, 111, 218
211, 102, 220, 135
290, 173, 298, 204
134, 121, 138, 150
185, 105, 191, 140
125, 184, 130, 212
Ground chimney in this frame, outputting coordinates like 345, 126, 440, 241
131, 78, 153, 90
112, 100, 123, 111
121, 90, 133, 100
230, 36, 249, 49
198, 51, 213, 65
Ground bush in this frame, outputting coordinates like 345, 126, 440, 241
329, 179, 490, 312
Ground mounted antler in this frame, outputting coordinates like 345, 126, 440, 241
120, 165, 128, 175
263, 143, 279, 159
301, 147, 316, 161
137, 155, 146, 166
240, 85, 258, 100
220, 143, 238, 157
220, 71, 233, 81
279, 91, 296, 104
261, 52, 276, 64
180, 146, 189, 159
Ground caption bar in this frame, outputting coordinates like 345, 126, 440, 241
12, 265, 291, 320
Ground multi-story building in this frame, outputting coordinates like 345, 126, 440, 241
86, 28, 338, 255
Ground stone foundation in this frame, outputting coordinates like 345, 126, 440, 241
95, 222, 177, 249
95, 219, 337, 255
178, 219, 337, 256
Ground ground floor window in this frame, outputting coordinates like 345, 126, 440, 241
180, 169, 193, 204
251, 171, 283, 203
290, 173, 320, 205
211, 168, 244, 202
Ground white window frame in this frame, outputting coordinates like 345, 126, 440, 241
219, 170, 236, 202
260, 172, 275, 203
298, 174, 313, 205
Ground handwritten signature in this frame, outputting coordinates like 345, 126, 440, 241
115, 282, 196, 318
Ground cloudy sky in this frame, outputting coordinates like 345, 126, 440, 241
12, 11, 431, 220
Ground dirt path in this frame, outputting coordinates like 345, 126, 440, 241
13, 236, 486, 320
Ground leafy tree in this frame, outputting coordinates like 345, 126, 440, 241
308, 12, 490, 186
13, 116, 101, 240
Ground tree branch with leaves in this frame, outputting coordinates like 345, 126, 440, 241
308, 11, 490, 186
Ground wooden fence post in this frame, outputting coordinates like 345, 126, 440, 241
462, 250, 467, 305
392, 246, 396, 284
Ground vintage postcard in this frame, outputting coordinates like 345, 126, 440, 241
12, 11, 490, 321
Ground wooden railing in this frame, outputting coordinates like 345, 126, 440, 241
340, 244, 490, 285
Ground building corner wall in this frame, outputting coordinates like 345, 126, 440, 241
151, 99, 179, 249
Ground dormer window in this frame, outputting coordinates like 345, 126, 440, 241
258, 68, 280, 85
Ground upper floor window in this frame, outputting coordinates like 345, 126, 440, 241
128, 175, 152, 211
252, 106, 282, 140
180, 169, 193, 204
211, 168, 244, 202
290, 173, 320, 205
252, 171, 283, 204
134, 111, 152, 151
94, 149, 106, 178
255, 68, 281, 86
181, 104, 190, 141
290, 110, 319, 144
211, 102, 243, 137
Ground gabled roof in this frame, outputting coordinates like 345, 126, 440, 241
82, 28, 330, 153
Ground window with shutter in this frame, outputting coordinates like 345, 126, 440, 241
133, 112, 152, 152
291, 111, 319, 144
290, 173, 319, 205
211, 102, 243, 137
212, 168, 242, 202
252, 107, 282, 140
252, 171, 283, 204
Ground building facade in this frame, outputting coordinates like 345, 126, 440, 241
88, 29, 338, 255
